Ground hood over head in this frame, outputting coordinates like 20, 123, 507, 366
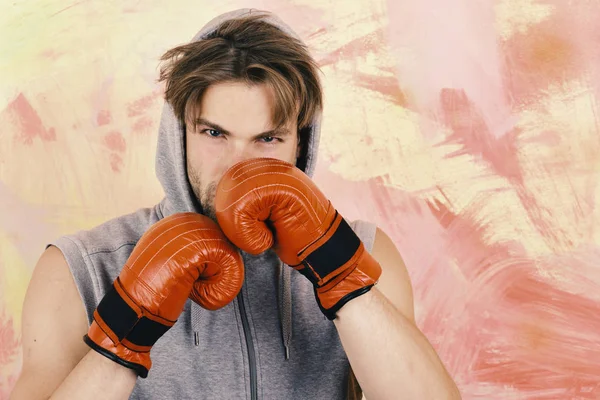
155, 8, 322, 218
154, 8, 323, 362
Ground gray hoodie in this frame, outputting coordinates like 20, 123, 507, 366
50, 8, 376, 400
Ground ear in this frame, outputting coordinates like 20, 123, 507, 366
295, 129, 303, 159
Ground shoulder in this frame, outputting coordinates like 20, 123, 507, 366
58, 205, 161, 254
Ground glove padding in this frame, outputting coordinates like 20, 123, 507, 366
84, 212, 244, 377
214, 157, 381, 319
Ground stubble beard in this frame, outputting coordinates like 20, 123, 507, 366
188, 164, 218, 222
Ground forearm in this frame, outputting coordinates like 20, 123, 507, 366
334, 288, 461, 400
50, 350, 137, 399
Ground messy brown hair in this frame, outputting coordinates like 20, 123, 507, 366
158, 12, 323, 136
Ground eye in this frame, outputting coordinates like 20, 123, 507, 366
260, 136, 283, 144
202, 129, 222, 137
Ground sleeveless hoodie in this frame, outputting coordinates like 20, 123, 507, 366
49, 8, 376, 400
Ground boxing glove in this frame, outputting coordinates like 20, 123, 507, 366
214, 157, 381, 320
84, 212, 244, 378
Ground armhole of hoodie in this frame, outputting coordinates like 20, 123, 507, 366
46, 236, 99, 326
349, 219, 377, 253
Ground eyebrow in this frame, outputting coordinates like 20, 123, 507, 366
194, 117, 291, 137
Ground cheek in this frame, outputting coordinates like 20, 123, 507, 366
187, 136, 223, 183
275, 139, 300, 164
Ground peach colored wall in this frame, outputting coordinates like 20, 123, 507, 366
2, 1, 599, 398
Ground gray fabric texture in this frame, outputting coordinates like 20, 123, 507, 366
49, 8, 377, 400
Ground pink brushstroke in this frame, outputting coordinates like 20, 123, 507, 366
315, 29, 412, 107
109, 153, 123, 173
132, 116, 154, 134
318, 29, 384, 68
3, 94, 57, 145
434, 85, 592, 254
352, 72, 407, 107
423, 198, 600, 398
500, 1, 587, 107
386, 0, 514, 139
91, 75, 115, 128
0, 312, 21, 399
102, 131, 126, 172
127, 92, 160, 118
1, 3, 599, 399
96, 110, 111, 126
316, 160, 600, 397
0, 313, 20, 366
434, 84, 596, 254
103, 131, 126, 153
437, 88, 523, 183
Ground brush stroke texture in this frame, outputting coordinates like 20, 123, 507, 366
1, 1, 599, 398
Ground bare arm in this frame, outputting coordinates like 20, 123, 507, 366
9, 246, 137, 400
336, 228, 461, 400
50, 350, 137, 399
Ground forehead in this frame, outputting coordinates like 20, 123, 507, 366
197, 81, 295, 135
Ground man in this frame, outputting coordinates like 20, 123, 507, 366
10, 8, 461, 400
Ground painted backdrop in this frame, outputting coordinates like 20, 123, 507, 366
2, 1, 599, 398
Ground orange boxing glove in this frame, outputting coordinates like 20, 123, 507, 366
84, 213, 244, 378
215, 158, 381, 320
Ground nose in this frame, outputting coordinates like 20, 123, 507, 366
223, 141, 256, 172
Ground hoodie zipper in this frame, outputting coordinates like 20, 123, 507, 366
237, 291, 257, 400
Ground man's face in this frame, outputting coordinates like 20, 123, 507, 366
186, 81, 300, 220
